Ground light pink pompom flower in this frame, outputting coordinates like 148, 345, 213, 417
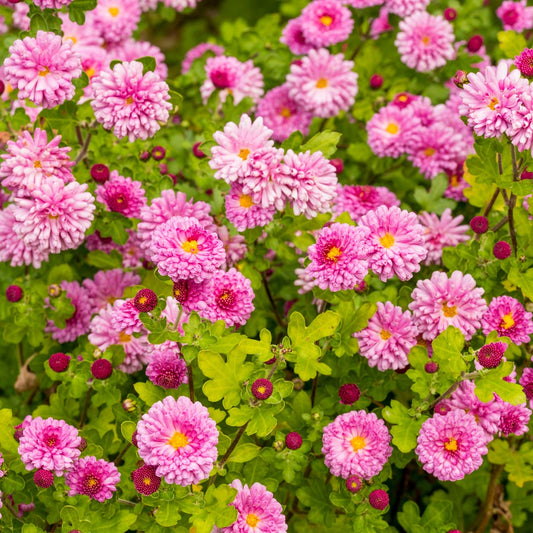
481, 296, 533, 346
256, 84, 313, 142
3, 31, 81, 108
409, 270, 487, 341
65, 456, 120, 502
344, 0, 385, 6
282, 149, 337, 219
220, 480, 288, 533
200, 268, 255, 327
416, 410, 487, 481
150, 215, 226, 283
182, 42, 224, 74
281, 17, 316, 55
210, 114, 274, 184
83, 268, 141, 312
18, 417, 81, 476
111, 298, 143, 334
108, 39, 168, 80
385, 0, 429, 17
225, 183, 276, 232
91, 60, 171, 142
418, 208, 469, 265
358, 206, 427, 282
96, 170, 147, 218
395, 12, 455, 73
0, 128, 74, 196
12, 179, 95, 256
496, 0, 533, 32
322, 410, 393, 480
333, 185, 400, 222
91, 0, 141, 44
305, 222, 371, 292
300, 0, 354, 47
136, 395, 219, 485
355, 302, 418, 371
286, 48, 358, 118
146, 342, 188, 389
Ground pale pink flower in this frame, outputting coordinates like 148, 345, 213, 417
83, 268, 141, 311
281, 17, 316, 55
108, 39, 168, 79
371, 7, 393, 39
217, 225, 248, 267
385, 0, 429, 17
181, 42, 224, 73
481, 296, 533, 346
300, 0, 354, 47
60, 12, 104, 53
91, 0, 141, 44
225, 183, 276, 232
333, 185, 400, 222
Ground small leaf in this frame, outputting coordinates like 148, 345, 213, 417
300, 131, 341, 158
136, 56, 157, 74
227, 443, 260, 463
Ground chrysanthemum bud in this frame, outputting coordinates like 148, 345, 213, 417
370, 74, 383, 89
90, 164, 110, 183
470, 216, 488, 234
91, 359, 113, 380
329, 158, 344, 174
493, 241, 512, 259
369, 489, 389, 510
133, 289, 157, 313
139, 150, 150, 161
338, 383, 361, 405
273, 440, 284, 452
467, 35, 484, 53
49, 352, 71, 373
47, 284, 62, 298
453, 70, 468, 88
6, 285, 23, 302
151, 146, 166, 161
346, 475, 362, 493
285, 432, 303, 450
131, 464, 161, 495
34, 469, 54, 488
444, 8, 457, 21
425, 361, 439, 373
192, 142, 206, 158
477, 342, 506, 368
122, 399, 137, 412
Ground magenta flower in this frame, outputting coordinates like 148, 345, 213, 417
305, 222, 371, 292
92, 0, 141, 44
416, 410, 488, 481
182, 42, 224, 74
496, 401, 531, 437
481, 295, 533, 346
220, 479, 288, 533
83, 268, 140, 312
96, 170, 147, 218
146, 342, 188, 389
322, 410, 393, 480
18, 417, 81, 476
520, 368, 533, 408
150, 215, 225, 282
65, 456, 120, 502
496, 0, 533, 32
225, 183, 276, 232
409, 271, 487, 341
91, 60, 171, 142
355, 302, 418, 371
136, 396, 219, 485
300, 0, 354, 47
286, 48, 358, 118
3, 31, 81, 108
333, 185, 400, 222
358, 206, 427, 282
395, 12, 455, 72
281, 17, 316, 55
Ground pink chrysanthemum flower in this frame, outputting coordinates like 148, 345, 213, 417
60, 12, 103, 52
459, 62, 529, 138
286, 48, 358, 118
33, 0, 72, 9
300, 0, 354, 47
481, 296, 533, 346
496, 0, 533, 32
96, 170, 147, 218
225, 183, 276, 232
395, 12, 455, 73
91, 0, 141, 44
370, 7, 393, 39
138, 190, 215, 251
18, 417, 81, 476
358, 206, 427, 282
65, 456, 120, 502
305, 222, 371, 292
507, 84, 533, 153
418, 208, 469, 266
79, 47, 110, 101
0, 128, 74, 195
146, 342, 188, 389
295, 257, 319, 294
3, 31, 81, 108
45, 281, 92, 343
256, 84, 313, 142
217, 226, 248, 268
282, 149, 337, 219
150, 215, 225, 282
210, 114, 274, 184
366, 104, 418, 158
519, 368, 533, 408
496, 401, 531, 437
444, 165, 469, 202
12, 179, 95, 255
91, 60, 171, 142
354, 302, 418, 371
108, 39, 168, 79
514, 48, 533, 78
181, 42, 224, 74
110, 298, 144, 334
409, 270, 487, 341
83, 268, 141, 311
416, 410, 487, 481
220, 479, 288, 533
385, 0, 429, 17
12, 2, 30, 31
322, 410, 392, 480
281, 17, 316, 55
163, 0, 201, 11
333, 185, 400, 222
200, 268, 255, 327
201, 56, 264, 106
136, 395, 219, 485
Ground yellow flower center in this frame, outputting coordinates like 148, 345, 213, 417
379, 232, 395, 249
138, 296, 147, 305
239, 194, 254, 208
87, 476, 98, 487
34, 160, 42, 169
246, 514, 260, 527
423, 147, 436, 157
238, 148, 250, 160
444, 437, 458, 452
182, 240, 199, 254
320, 15, 333, 26
316, 78, 328, 89
449, 174, 459, 188
39, 67, 50, 77
48, 214, 59, 220
143, 477, 152, 486
326, 246, 342, 262
488, 97, 499, 110
380, 329, 392, 340
85, 67, 96, 79
257, 385, 266, 395
442, 302, 457, 318
119, 331, 131, 343
280, 107, 291, 118
500, 312, 515, 330
125, 96, 134, 105
168, 431, 189, 450
350, 435, 366, 452
385, 123, 399, 135
108, 6, 120, 16
421, 36, 431, 46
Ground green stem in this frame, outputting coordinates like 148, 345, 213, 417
423, 371, 480, 413
78, 388, 92, 428
187, 364, 195, 403
260, 271, 286, 328
472, 463, 504, 533
114, 442, 131, 464
209, 422, 249, 486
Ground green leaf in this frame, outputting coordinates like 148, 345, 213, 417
498, 30, 527, 58
474, 362, 526, 405
86, 250, 123, 269
227, 443, 261, 463
134, 381, 167, 407
0, 409, 19, 454
136, 56, 157, 74
300, 131, 341, 158
489, 440, 533, 487
120, 421, 137, 443
89, 510, 137, 532
507, 266, 533, 300
431, 327, 466, 376
155, 501, 180, 527
382, 400, 427, 453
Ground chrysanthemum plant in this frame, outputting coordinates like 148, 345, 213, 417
0, 0, 533, 532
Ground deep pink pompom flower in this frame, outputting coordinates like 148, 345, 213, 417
395, 12, 455, 73
136, 395, 219, 485
286, 48, 358, 118
368, 489, 389, 510
225, 183, 276, 232
300, 0, 354, 47
96, 170, 147, 218
219, 479, 288, 533
496, 402, 531, 437
281, 17, 316, 55
3, 31, 81, 108
305, 222, 371, 292
149, 215, 226, 282
92, 0, 141, 44
481, 296, 533, 346
65, 456, 120, 502
181, 42, 224, 74
409, 271, 487, 341
416, 410, 488, 481
12, 179, 95, 256
18, 417, 81, 476
477, 342, 506, 369
322, 410, 392, 480
358, 206, 427, 282
91, 60, 171, 142
514, 48, 533, 78
496, 0, 533, 32
146, 342, 188, 389
333, 185, 400, 222
355, 302, 418, 371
